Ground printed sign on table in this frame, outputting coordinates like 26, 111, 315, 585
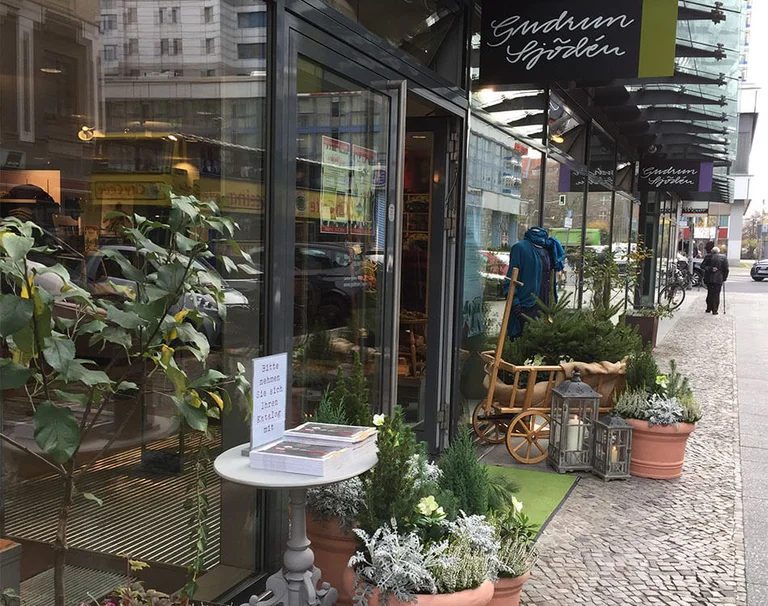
350, 145, 375, 235
320, 136, 350, 234
251, 352, 288, 449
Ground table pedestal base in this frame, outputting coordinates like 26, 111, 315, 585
242, 488, 339, 606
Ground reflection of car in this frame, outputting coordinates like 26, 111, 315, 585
751, 259, 768, 282
73, 246, 253, 349
295, 244, 365, 328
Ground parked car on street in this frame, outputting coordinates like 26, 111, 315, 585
751, 258, 768, 282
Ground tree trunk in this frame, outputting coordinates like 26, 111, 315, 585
53, 463, 75, 606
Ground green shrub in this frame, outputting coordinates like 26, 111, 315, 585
358, 408, 420, 533
502, 295, 641, 366
625, 345, 660, 393
438, 425, 490, 516
344, 351, 373, 426
313, 387, 349, 425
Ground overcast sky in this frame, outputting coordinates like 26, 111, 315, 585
745, 1, 767, 217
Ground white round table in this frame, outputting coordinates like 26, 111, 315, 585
214, 444, 377, 606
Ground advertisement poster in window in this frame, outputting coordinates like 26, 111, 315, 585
320, 136, 350, 234
350, 144, 374, 235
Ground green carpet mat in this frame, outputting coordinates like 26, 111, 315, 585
485, 465, 578, 530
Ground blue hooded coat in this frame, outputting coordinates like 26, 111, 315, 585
504, 227, 565, 338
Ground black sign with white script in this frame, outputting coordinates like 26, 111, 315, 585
638, 160, 713, 193
479, 0, 644, 85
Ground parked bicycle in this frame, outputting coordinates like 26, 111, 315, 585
659, 265, 686, 310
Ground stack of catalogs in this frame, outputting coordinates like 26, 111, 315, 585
249, 423, 377, 476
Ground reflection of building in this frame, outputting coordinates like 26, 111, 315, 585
0, 0, 100, 219
99, 0, 267, 147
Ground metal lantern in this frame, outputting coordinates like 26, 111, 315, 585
547, 367, 601, 473
592, 411, 633, 481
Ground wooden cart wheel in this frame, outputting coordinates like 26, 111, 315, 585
506, 411, 550, 464
472, 401, 509, 444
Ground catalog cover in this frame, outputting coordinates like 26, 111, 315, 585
285, 422, 377, 443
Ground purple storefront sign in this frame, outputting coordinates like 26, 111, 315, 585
639, 160, 713, 193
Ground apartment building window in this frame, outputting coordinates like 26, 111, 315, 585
206, 69, 216, 77
173, 38, 182, 55
237, 43, 266, 59
205, 38, 215, 54
159, 7, 179, 24
160, 39, 169, 54
237, 12, 266, 28
125, 7, 137, 24
128, 38, 139, 55
100, 0, 115, 9
100, 14, 117, 32
204, 6, 213, 23
103, 45, 118, 61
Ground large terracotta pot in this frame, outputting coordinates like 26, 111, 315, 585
489, 572, 530, 606
306, 516, 358, 606
342, 569, 494, 606
626, 419, 695, 479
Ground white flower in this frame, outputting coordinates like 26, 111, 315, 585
373, 414, 386, 426
511, 497, 523, 513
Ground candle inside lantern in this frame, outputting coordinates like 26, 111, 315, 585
611, 444, 619, 463
566, 414, 581, 451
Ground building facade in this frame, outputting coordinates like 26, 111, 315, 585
0, 0, 746, 603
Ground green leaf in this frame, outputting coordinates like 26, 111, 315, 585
162, 359, 188, 395
83, 492, 103, 506
236, 263, 260, 276
53, 390, 89, 406
156, 262, 188, 294
104, 303, 148, 330
34, 401, 80, 464
101, 248, 146, 284
7, 324, 35, 357
174, 396, 209, 432
34, 263, 72, 284
102, 326, 132, 351
0, 358, 33, 390
1, 233, 34, 262
123, 228, 167, 256
175, 234, 199, 253
175, 323, 210, 361
78, 319, 108, 335
171, 195, 198, 219
218, 255, 238, 275
0, 295, 34, 337
31, 288, 53, 341
61, 360, 113, 386
42, 337, 76, 372
189, 369, 227, 390
115, 381, 138, 392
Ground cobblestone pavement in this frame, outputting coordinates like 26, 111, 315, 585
520, 297, 747, 606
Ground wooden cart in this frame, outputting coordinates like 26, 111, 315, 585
471, 267, 562, 464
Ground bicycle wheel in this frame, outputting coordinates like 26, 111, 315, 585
660, 283, 685, 310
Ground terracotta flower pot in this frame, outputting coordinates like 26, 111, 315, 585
489, 572, 530, 606
342, 568, 494, 606
626, 419, 695, 479
306, 516, 358, 606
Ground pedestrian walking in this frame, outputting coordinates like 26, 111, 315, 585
701, 245, 729, 315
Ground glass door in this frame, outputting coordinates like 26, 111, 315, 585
287, 33, 405, 426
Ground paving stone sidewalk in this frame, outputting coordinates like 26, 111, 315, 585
521, 301, 747, 605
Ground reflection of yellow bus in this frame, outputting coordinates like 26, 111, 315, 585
87, 132, 265, 244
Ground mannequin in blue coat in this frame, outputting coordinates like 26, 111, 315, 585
503, 226, 566, 339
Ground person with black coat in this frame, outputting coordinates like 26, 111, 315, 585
701, 246, 729, 315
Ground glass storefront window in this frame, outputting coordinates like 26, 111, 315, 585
1, 0, 267, 599
458, 119, 541, 416
291, 57, 388, 427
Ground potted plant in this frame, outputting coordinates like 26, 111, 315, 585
0, 539, 21, 600
621, 304, 673, 349
486, 500, 538, 606
614, 360, 702, 479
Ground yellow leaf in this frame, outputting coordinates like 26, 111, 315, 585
174, 309, 191, 323
128, 559, 150, 572
160, 344, 175, 368
169, 328, 178, 341
189, 389, 202, 408
207, 390, 224, 409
